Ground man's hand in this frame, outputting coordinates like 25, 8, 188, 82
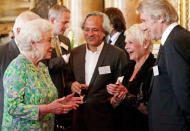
71, 81, 88, 95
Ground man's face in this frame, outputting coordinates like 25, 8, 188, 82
52, 11, 70, 35
83, 16, 105, 47
140, 12, 162, 41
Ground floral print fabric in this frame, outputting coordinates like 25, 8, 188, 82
2, 55, 58, 131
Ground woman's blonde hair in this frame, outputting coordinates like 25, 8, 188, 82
125, 24, 152, 50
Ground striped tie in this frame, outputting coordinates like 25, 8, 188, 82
52, 35, 62, 56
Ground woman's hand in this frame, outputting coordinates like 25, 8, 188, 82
137, 103, 148, 115
110, 96, 123, 108
39, 93, 83, 115
107, 82, 128, 100
63, 93, 83, 110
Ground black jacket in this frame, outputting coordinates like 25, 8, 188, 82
149, 25, 190, 131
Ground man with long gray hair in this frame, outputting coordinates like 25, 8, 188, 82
69, 11, 128, 131
137, 0, 190, 131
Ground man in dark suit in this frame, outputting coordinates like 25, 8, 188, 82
138, 0, 190, 131
104, 7, 129, 60
47, 5, 72, 131
69, 11, 128, 131
0, 11, 40, 129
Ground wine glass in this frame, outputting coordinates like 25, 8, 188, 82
79, 87, 88, 102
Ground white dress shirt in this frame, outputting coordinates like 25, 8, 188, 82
161, 22, 178, 45
107, 32, 121, 45
85, 42, 104, 85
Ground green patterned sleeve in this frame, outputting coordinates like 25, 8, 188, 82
3, 65, 39, 121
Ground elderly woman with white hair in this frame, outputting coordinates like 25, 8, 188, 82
107, 24, 155, 131
2, 19, 82, 131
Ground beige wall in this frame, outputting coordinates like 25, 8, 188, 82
104, 0, 140, 28
1, 0, 190, 45
64, 0, 141, 46
63, 0, 104, 46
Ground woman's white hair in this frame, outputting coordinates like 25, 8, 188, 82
15, 19, 52, 52
137, 0, 178, 24
81, 11, 112, 36
125, 24, 152, 50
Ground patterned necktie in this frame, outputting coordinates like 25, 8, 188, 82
52, 35, 62, 56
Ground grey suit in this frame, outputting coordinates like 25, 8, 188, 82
149, 25, 190, 131
69, 43, 129, 131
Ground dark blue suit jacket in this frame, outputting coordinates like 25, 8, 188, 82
114, 32, 129, 60
149, 25, 190, 131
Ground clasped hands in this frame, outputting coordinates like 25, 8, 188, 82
107, 81, 128, 107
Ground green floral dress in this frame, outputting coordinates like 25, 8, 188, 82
2, 55, 58, 131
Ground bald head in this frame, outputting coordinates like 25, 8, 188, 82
13, 11, 40, 36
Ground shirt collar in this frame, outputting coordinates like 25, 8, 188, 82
86, 42, 104, 53
107, 32, 121, 45
161, 22, 178, 45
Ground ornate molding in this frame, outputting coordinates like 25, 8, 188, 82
178, 0, 189, 29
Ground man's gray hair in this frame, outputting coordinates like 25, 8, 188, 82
13, 11, 40, 35
137, 0, 178, 24
48, 4, 70, 20
81, 11, 112, 35
15, 19, 52, 52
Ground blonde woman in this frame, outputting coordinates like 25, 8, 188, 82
107, 24, 155, 131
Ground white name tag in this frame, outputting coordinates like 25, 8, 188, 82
98, 66, 111, 75
60, 42, 69, 51
116, 76, 124, 84
153, 65, 159, 76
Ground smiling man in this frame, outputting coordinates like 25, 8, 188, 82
68, 11, 128, 131
137, 0, 190, 131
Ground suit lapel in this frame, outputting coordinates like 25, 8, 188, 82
77, 45, 86, 83
88, 43, 108, 87
114, 33, 125, 47
149, 44, 164, 95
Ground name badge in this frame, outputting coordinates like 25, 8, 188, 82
98, 66, 111, 75
153, 65, 159, 76
60, 42, 69, 51
116, 76, 124, 84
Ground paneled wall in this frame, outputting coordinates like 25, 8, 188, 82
104, 0, 140, 27
62, 0, 104, 46
0, 0, 190, 45
0, 0, 30, 38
